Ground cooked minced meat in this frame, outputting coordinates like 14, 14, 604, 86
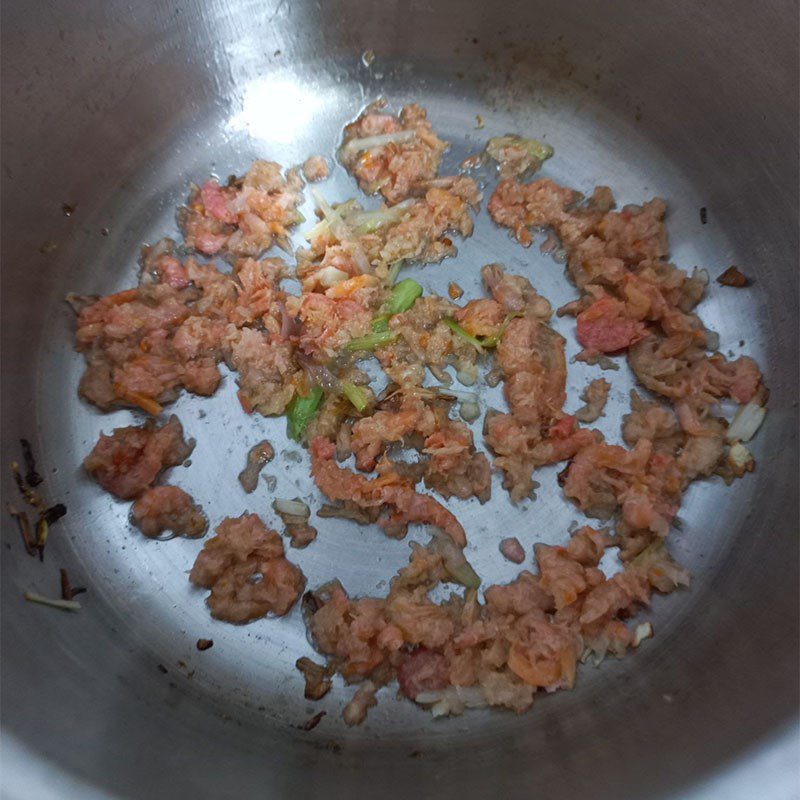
83, 415, 194, 499
575, 378, 611, 423
348, 391, 491, 504
339, 102, 447, 204
296, 178, 480, 294
499, 537, 525, 563
304, 534, 688, 722
296, 656, 334, 700
131, 485, 207, 538
302, 155, 330, 183
342, 681, 378, 726
310, 436, 466, 546
69, 102, 768, 726
238, 439, 275, 493
179, 160, 304, 258
190, 513, 305, 623
70, 247, 297, 417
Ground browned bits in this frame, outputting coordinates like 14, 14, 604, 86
238, 439, 275, 493
8, 448, 67, 561
301, 710, 327, 731
717, 266, 749, 287
448, 282, 464, 300
59, 568, 87, 601
20, 439, 43, 486
196, 638, 214, 651
296, 656, 334, 700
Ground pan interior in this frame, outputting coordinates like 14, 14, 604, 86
1, 2, 797, 799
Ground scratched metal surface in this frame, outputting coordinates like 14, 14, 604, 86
1, 1, 798, 799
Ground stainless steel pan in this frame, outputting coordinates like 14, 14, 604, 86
1, 1, 798, 798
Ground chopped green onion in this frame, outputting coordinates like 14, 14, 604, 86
381, 278, 423, 316
287, 387, 324, 441
341, 381, 369, 412
345, 330, 397, 351
387, 260, 404, 285
372, 278, 422, 330
442, 318, 485, 354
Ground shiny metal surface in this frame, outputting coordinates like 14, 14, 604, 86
1, 1, 798, 798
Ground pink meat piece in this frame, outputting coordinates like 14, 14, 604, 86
131, 485, 207, 538
189, 513, 305, 623
83, 415, 194, 499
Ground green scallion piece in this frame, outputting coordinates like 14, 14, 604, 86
442, 318, 485, 354
341, 381, 369, 412
345, 330, 397, 351
286, 387, 324, 441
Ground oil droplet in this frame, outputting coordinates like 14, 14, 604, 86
62, 203, 76, 217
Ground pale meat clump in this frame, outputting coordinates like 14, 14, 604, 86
179, 160, 304, 259
348, 390, 491, 503
304, 531, 688, 723
83, 415, 194, 499
302, 155, 330, 183
310, 436, 466, 546
479, 264, 600, 502
295, 176, 480, 296
575, 378, 611, 423
190, 513, 305, 623
67, 104, 769, 727
70, 242, 299, 418
131, 485, 207, 538
488, 173, 766, 536
378, 296, 482, 387
339, 102, 448, 205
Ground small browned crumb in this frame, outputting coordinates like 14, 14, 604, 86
196, 638, 214, 651
475, 115, 484, 129
448, 282, 464, 300
342, 681, 377, 726
296, 656, 334, 700
273, 499, 317, 548
60, 568, 87, 601
301, 711, 327, 731
62, 203, 76, 217
717, 266, 749, 287
575, 378, 611, 423
499, 537, 525, 564
11, 461, 44, 512
302, 155, 330, 183
460, 153, 484, 170
287, 524, 318, 549
238, 439, 275, 493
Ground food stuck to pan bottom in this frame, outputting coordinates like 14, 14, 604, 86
60, 99, 767, 725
